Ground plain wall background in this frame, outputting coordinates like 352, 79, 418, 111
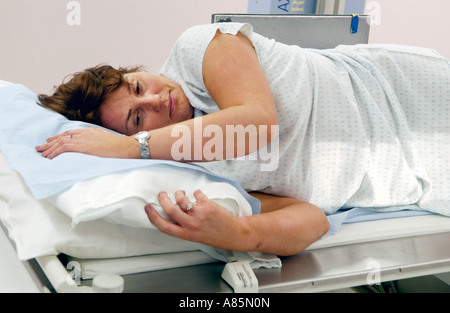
367, 0, 450, 57
1, 0, 449, 94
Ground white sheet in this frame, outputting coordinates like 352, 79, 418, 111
0, 151, 281, 268
0, 152, 197, 259
46, 166, 253, 228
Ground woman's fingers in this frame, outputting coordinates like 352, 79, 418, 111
35, 127, 134, 159
145, 204, 185, 239
174, 190, 197, 212
145, 191, 205, 240
145, 190, 201, 240
35, 131, 77, 158
145, 190, 240, 250
158, 192, 191, 221
193, 189, 209, 204
46, 130, 76, 142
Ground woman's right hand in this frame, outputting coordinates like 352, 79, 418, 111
35, 127, 140, 159
145, 190, 248, 252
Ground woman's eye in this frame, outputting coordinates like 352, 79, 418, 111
136, 82, 141, 95
136, 112, 141, 127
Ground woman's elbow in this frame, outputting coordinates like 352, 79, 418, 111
317, 209, 330, 238
309, 208, 330, 246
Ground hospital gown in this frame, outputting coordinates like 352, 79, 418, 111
159, 23, 450, 216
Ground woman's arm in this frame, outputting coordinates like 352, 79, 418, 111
148, 30, 278, 161
145, 190, 329, 256
244, 192, 329, 255
36, 30, 277, 161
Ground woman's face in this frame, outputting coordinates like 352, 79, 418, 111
100, 72, 193, 135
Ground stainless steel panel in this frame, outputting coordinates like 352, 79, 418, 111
212, 14, 371, 49
94, 232, 450, 293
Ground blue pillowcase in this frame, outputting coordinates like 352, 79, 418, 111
0, 84, 261, 214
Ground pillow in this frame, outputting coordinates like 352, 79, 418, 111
0, 152, 198, 260
0, 151, 281, 269
0, 84, 260, 217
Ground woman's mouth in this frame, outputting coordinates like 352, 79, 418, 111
169, 92, 175, 119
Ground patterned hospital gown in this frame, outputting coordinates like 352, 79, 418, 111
159, 23, 450, 215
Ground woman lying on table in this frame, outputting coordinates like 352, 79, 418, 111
36, 23, 450, 256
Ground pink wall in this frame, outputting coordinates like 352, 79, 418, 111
366, 0, 450, 58
0, 0, 448, 94
0, 0, 248, 93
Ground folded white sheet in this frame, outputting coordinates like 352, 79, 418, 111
46, 163, 282, 268
0, 152, 281, 269
0, 153, 197, 259
46, 165, 253, 228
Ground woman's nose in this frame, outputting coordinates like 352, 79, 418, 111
140, 94, 162, 112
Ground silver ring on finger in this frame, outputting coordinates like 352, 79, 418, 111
186, 202, 195, 211
67, 132, 72, 139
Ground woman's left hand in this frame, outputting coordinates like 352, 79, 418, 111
35, 127, 137, 159
145, 190, 248, 251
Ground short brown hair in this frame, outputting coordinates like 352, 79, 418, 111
38, 64, 143, 125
